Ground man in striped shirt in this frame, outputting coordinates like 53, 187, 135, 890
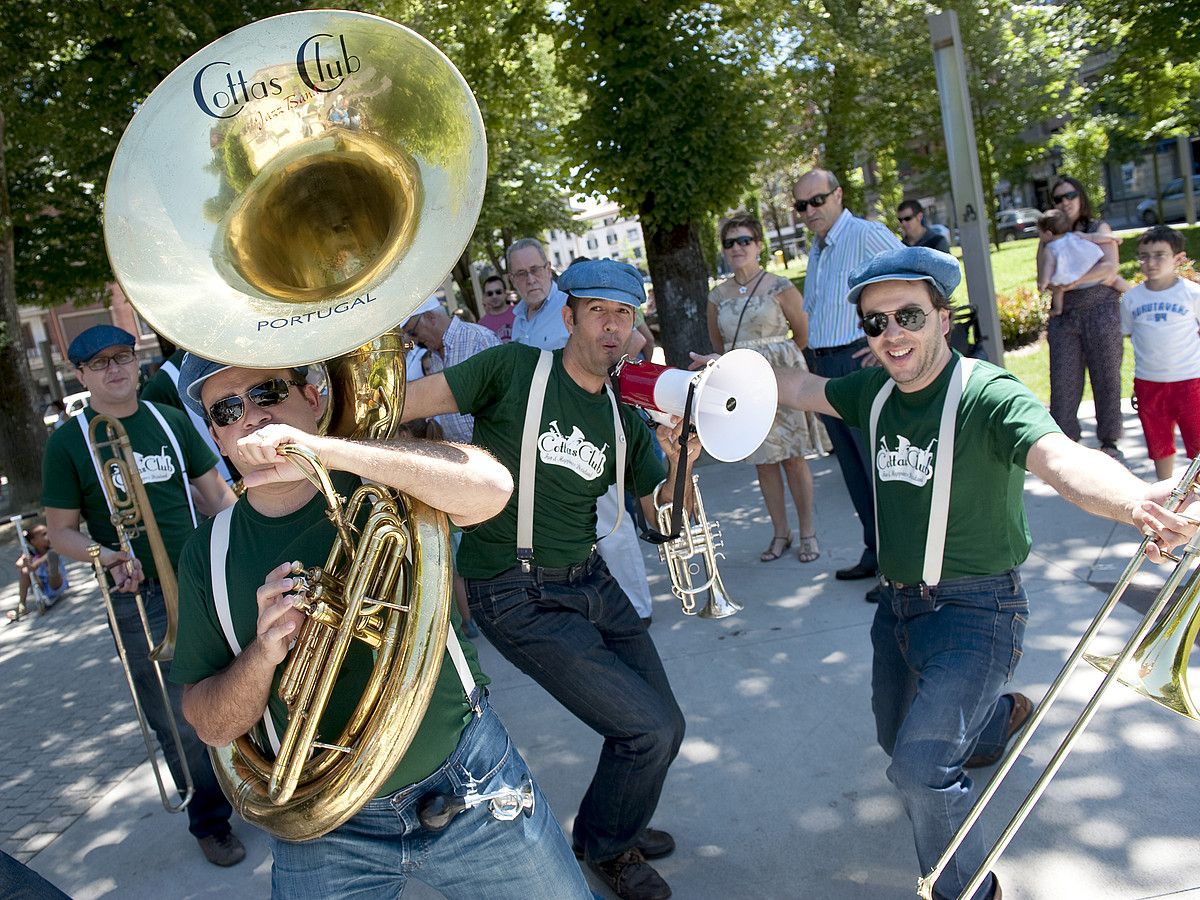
794, 168, 902, 599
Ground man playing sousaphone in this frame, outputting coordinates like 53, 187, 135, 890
401, 259, 696, 900
168, 354, 591, 897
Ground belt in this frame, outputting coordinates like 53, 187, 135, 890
734, 334, 790, 349
491, 549, 600, 586
808, 337, 867, 357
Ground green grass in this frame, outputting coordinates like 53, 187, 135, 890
770, 223, 1200, 404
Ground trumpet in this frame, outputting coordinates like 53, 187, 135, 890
655, 475, 742, 619
917, 454, 1200, 900
85, 413, 193, 814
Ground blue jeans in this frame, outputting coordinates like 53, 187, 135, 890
268, 700, 590, 899
871, 570, 1029, 900
805, 340, 877, 560
466, 555, 685, 863
110, 582, 233, 840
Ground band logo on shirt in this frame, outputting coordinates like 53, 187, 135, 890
109, 445, 178, 492
876, 434, 935, 487
538, 421, 608, 481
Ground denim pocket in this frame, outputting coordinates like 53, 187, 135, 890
469, 583, 534, 628
1008, 611, 1028, 679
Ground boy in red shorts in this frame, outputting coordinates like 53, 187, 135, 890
1120, 225, 1200, 478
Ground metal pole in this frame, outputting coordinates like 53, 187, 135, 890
928, 11, 1003, 366
1177, 135, 1196, 226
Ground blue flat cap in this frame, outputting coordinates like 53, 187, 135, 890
177, 352, 308, 420
68, 325, 135, 366
846, 246, 961, 306
558, 259, 645, 307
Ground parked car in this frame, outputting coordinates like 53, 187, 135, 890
995, 207, 1042, 242
42, 391, 90, 428
1136, 174, 1200, 225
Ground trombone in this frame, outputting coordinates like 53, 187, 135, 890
85, 413, 193, 814
917, 454, 1200, 900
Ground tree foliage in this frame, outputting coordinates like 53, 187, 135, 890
555, 0, 769, 365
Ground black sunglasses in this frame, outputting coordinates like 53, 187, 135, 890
897, 214, 917, 224
794, 190, 836, 213
1053, 189, 1079, 204
722, 235, 756, 249
860, 305, 933, 338
208, 378, 305, 427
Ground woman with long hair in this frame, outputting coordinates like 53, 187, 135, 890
1038, 176, 1125, 457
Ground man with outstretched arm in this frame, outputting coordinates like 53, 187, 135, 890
694, 246, 1196, 900
402, 259, 695, 900
168, 354, 591, 898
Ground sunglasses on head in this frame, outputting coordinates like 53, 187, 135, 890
722, 235, 756, 249
860, 305, 933, 338
208, 377, 305, 427
793, 189, 836, 213
1053, 189, 1079, 204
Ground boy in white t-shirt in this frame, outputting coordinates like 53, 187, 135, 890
1038, 208, 1128, 315
1120, 224, 1200, 478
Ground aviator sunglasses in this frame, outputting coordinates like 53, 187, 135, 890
208, 377, 306, 426
860, 305, 933, 338
722, 235, 755, 249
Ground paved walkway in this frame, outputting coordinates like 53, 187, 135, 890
3, 405, 1200, 898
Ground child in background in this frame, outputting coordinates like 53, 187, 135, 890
1037, 208, 1129, 315
8, 524, 69, 621
1120, 224, 1200, 479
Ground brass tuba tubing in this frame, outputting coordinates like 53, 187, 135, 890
917, 453, 1200, 900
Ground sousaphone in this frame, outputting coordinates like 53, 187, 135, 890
103, 10, 486, 840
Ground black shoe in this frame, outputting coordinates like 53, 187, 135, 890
575, 827, 675, 861
197, 832, 246, 867
864, 584, 884, 604
588, 848, 672, 900
836, 561, 877, 581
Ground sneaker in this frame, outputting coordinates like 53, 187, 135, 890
197, 832, 246, 867
588, 848, 671, 900
575, 827, 675, 861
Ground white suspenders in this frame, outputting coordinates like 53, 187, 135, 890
159, 359, 234, 485
79, 402, 198, 530
207, 492, 482, 753
869, 357, 978, 587
516, 350, 625, 570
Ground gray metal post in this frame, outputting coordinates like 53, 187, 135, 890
928, 11, 1004, 366
1178, 135, 1196, 225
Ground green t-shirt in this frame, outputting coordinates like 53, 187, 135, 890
42, 402, 218, 580
444, 343, 666, 579
824, 352, 1060, 585
169, 471, 488, 796
139, 349, 187, 411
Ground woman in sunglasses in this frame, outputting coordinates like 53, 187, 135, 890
706, 213, 826, 563
1039, 176, 1125, 459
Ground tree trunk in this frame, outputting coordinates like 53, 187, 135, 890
0, 111, 48, 513
641, 214, 712, 369
451, 250, 479, 319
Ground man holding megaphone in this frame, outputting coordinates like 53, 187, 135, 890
401, 258, 695, 900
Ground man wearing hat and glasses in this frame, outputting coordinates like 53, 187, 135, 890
402, 258, 693, 900
166, 352, 591, 898
730, 246, 1196, 900
41, 324, 243, 866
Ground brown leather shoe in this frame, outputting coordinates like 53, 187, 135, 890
965, 693, 1033, 769
197, 832, 246, 867
575, 827, 676, 861
588, 848, 672, 900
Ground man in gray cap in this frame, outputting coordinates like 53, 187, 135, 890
402, 258, 693, 900
167, 352, 591, 898
737, 246, 1196, 900
41, 324, 243, 866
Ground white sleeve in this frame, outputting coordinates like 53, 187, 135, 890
1119, 293, 1133, 336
